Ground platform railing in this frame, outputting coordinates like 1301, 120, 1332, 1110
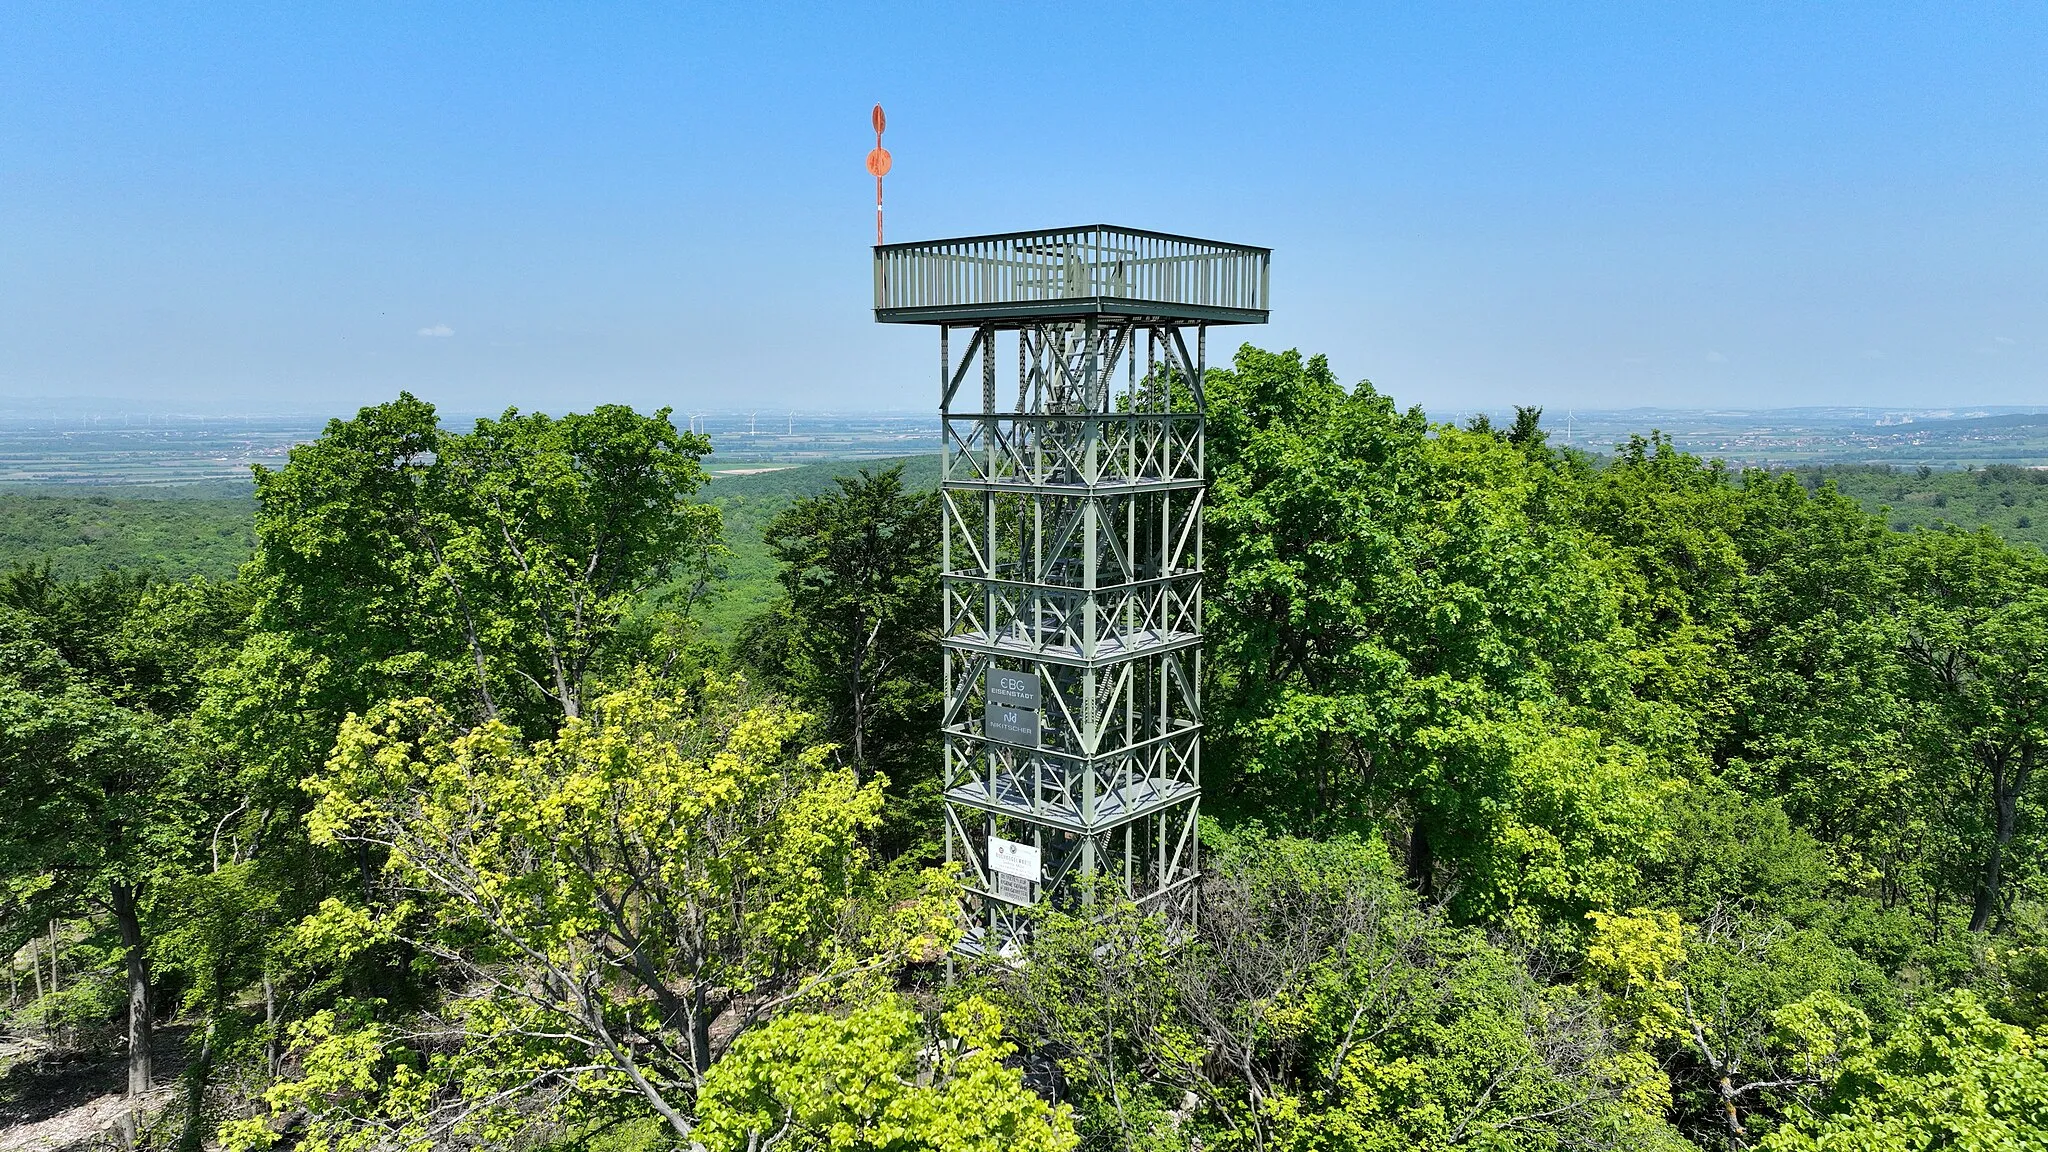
876, 225, 1269, 314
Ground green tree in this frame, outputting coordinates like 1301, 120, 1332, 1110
0, 592, 205, 1142
1637, 778, 1834, 926
1, 566, 263, 1147
998, 901, 1202, 1150
1584, 903, 1896, 1148
1761, 991, 2048, 1152
232, 674, 961, 1150
1684, 915, 1885, 1147
1723, 474, 1923, 916
696, 994, 1078, 1152
750, 464, 940, 772
1573, 433, 1748, 776
176, 396, 723, 1144
997, 829, 1682, 1152
1193, 832, 1680, 1152
1893, 528, 2048, 931
153, 861, 285, 1152
1203, 348, 1656, 925
745, 464, 941, 858
442, 404, 723, 719
248, 395, 718, 733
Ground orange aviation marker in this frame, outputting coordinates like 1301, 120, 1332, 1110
867, 104, 891, 245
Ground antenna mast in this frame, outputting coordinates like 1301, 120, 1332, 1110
867, 105, 891, 245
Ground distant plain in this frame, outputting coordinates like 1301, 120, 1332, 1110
2, 404, 2043, 640
5, 404, 2046, 488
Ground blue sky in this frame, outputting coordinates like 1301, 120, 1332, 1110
1, 3, 2042, 416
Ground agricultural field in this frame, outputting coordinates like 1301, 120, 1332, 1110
1543, 407, 2048, 469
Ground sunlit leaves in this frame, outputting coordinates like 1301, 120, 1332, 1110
262, 673, 990, 1148
696, 995, 1078, 1152
1762, 992, 2048, 1152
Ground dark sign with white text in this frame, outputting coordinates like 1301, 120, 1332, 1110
984, 701, 1039, 747
989, 667, 1041, 709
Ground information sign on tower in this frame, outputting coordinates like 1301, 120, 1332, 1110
874, 224, 1271, 957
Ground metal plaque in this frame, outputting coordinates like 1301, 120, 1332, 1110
983, 701, 1039, 747
987, 835, 1042, 879
994, 870, 1031, 903
988, 667, 1041, 709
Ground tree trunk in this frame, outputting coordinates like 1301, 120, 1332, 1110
420, 531, 499, 721
1407, 823, 1435, 899
551, 641, 579, 720
1716, 1075, 1748, 1146
109, 882, 153, 1141
1314, 734, 1330, 812
178, 1013, 217, 1152
689, 984, 714, 1075
45, 921, 60, 1042
849, 635, 867, 773
1971, 756, 2020, 932
29, 936, 44, 1029
356, 843, 378, 907
263, 971, 280, 1079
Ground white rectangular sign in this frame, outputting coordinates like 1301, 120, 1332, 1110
995, 871, 1031, 904
987, 835, 1042, 880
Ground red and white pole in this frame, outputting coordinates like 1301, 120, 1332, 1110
867, 104, 891, 245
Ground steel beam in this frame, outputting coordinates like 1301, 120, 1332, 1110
884, 226, 1267, 960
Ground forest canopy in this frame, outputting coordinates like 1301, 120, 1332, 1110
5, 356, 2048, 1151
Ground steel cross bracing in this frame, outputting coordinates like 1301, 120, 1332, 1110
877, 224, 1269, 960
938, 316, 1210, 958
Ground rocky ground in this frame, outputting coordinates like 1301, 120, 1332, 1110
0, 1032, 188, 1151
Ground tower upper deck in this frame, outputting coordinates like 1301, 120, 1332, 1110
874, 225, 1269, 326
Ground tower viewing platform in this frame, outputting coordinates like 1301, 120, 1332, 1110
885, 222, 1268, 959
875, 225, 1270, 326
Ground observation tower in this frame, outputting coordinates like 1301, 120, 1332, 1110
874, 226, 1270, 956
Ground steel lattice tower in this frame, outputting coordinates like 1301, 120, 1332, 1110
875, 226, 1270, 956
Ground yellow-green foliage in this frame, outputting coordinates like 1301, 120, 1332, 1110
1763, 992, 2048, 1151
1419, 708, 1677, 940
306, 673, 897, 988
696, 995, 1078, 1152
1585, 907, 1687, 1045
229, 674, 991, 1151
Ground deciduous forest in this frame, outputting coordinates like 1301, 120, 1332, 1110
6, 348, 2048, 1150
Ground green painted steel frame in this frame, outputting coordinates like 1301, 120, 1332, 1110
938, 315, 1210, 961
882, 225, 1267, 961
